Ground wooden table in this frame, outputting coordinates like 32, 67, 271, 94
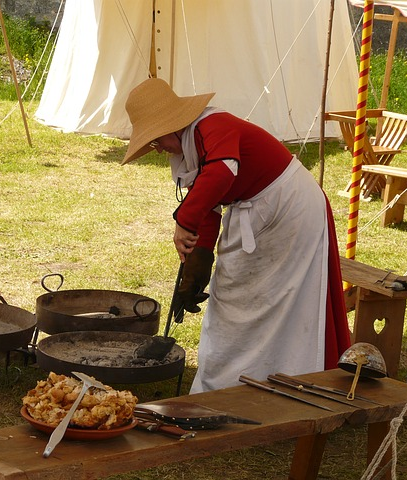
0, 369, 406, 480
340, 256, 407, 378
361, 164, 407, 226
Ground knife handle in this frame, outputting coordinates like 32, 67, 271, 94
135, 418, 196, 440
239, 375, 276, 393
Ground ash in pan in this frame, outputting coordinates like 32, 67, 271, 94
42, 339, 183, 368
78, 348, 182, 368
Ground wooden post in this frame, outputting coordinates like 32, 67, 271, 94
374, 9, 407, 139
168, 0, 176, 88
0, 7, 32, 147
319, 0, 335, 188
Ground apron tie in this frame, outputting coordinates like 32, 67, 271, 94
236, 201, 256, 253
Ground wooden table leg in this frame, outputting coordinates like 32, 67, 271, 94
352, 288, 406, 378
367, 421, 391, 480
289, 433, 327, 480
382, 176, 407, 227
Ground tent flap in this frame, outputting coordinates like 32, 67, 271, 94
35, 0, 358, 142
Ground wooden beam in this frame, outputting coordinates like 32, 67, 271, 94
0, 7, 32, 147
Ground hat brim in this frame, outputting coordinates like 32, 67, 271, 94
122, 91, 215, 165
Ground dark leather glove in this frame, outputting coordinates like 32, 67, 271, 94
175, 246, 214, 314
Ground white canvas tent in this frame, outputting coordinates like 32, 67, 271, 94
35, 0, 359, 142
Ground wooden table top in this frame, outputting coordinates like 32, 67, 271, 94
340, 256, 407, 298
0, 369, 406, 480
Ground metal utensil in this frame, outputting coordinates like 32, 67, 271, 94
135, 401, 261, 429
239, 375, 333, 411
275, 372, 384, 406
43, 372, 107, 458
267, 374, 360, 408
133, 262, 184, 361
337, 342, 387, 401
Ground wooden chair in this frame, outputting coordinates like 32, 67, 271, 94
325, 109, 407, 199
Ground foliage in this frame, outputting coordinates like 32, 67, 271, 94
0, 31, 407, 478
0, 13, 55, 100
367, 50, 407, 112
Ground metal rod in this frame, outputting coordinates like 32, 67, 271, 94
275, 372, 383, 406
267, 375, 359, 409
163, 262, 184, 338
239, 375, 333, 411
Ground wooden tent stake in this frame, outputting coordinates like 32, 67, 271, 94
319, 0, 335, 188
0, 7, 32, 147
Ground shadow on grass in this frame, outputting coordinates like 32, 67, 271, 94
94, 144, 169, 168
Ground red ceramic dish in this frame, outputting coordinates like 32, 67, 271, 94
20, 406, 137, 441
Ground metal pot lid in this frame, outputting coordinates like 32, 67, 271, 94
338, 342, 387, 378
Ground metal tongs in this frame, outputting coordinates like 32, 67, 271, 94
43, 372, 107, 458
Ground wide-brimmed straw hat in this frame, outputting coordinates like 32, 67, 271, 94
122, 78, 215, 165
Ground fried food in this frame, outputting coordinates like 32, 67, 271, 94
22, 372, 137, 430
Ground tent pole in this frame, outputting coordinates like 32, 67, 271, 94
344, 0, 374, 276
169, 0, 176, 88
319, 0, 335, 188
0, 7, 32, 147
375, 8, 403, 140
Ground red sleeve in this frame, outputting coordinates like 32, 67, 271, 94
195, 208, 222, 251
174, 160, 235, 231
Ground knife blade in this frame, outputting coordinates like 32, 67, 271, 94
135, 403, 261, 428
274, 373, 384, 406
239, 375, 333, 411
267, 374, 360, 408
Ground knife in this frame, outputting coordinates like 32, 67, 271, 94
267, 374, 360, 408
274, 373, 384, 406
239, 375, 333, 411
135, 402, 261, 429
135, 417, 196, 440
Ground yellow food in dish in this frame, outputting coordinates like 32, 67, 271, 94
22, 372, 137, 430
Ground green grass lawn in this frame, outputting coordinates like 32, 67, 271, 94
1, 97, 407, 479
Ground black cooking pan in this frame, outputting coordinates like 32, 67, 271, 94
36, 274, 160, 335
36, 331, 185, 384
0, 296, 36, 352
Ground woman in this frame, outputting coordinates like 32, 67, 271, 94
122, 78, 350, 393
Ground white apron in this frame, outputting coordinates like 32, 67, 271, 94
190, 157, 329, 393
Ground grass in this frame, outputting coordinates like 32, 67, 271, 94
1, 19, 407, 475
1, 98, 407, 479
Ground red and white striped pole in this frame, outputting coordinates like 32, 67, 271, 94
345, 0, 374, 264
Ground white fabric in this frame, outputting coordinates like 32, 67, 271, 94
170, 107, 224, 187
35, 0, 358, 142
190, 156, 329, 393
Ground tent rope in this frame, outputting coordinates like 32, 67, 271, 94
115, 0, 151, 77
245, 0, 322, 123
180, 0, 196, 94
358, 186, 407, 234
268, 0, 302, 144
360, 402, 407, 480
298, 11, 363, 156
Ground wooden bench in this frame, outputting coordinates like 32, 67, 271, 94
0, 369, 406, 480
325, 109, 407, 199
340, 256, 407, 378
361, 164, 407, 226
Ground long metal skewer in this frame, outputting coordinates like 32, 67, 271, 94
274, 373, 383, 406
267, 375, 360, 408
239, 375, 333, 411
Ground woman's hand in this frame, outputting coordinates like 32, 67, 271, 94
173, 224, 199, 262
